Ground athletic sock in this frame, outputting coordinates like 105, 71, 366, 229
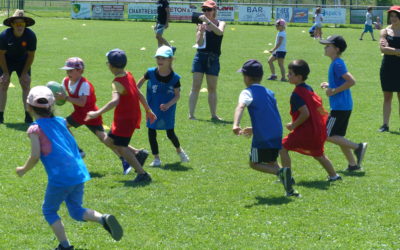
60, 240, 71, 248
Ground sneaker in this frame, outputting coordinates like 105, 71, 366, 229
171, 46, 177, 55
149, 158, 162, 167
345, 165, 361, 172
54, 244, 74, 250
79, 148, 86, 159
24, 113, 33, 124
286, 189, 301, 197
267, 75, 277, 80
328, 175, 342, 182
280, 78, 288, 82
354, 143, 367, 167
0, 113, 3, 124
121, 159, 132, 175
101, 214, 123, 241
378, 124, 389, 132
132, 172, 152, 183
178, 151, 189, 162
136, 149, 149, 166
278, 168, 293, 194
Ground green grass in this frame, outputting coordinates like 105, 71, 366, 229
0, 18, 399, 249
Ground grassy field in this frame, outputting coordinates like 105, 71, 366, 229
0, 18, 399, 249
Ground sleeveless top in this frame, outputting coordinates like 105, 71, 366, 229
197, 21, 223, 56
146, 67, 180, 130
382, 34, 400, 63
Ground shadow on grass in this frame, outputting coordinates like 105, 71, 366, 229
119, 179, 152, 188
389, 131, 400, 135
245, 195, 292, 208
152, 162, 192, 171
296, 180, 330, 190
195, 118, 233, 125
4, 122, 29, 131
89, 171, 105, 178
337, 170, 366, 177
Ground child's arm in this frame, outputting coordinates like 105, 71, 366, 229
16, 133, 40, 177
325, 72, 356, 97
136, 76, 146, 89
286, 105, 309, 131
233, 102, 246, 135
160, 88, 180, 111
85, 82, 120, 121
56, 93, 87, 107
270, 36, 284, 53
138, 89, 157, 124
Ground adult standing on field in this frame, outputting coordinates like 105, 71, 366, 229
0, 9, 37, 124
155, 0, 172, 48
189, 0, 225, 121
378, 6, 400, 132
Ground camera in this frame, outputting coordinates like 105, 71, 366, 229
191, 12, 203, 24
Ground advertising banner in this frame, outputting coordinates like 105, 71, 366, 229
238, 6, 271, 22
217, 6, 235, 21
71, 3, 91, 19
291, 8, 308, 23
92, 4, 124, 20
170, 5, 196, 21
350, 9, 383, 25
275, 7, 292, 22
127, 4, 157, 20
320, 8, 346, 24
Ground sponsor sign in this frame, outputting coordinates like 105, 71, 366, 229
238, 6, 271, 22
127, 4, 157, 20
71, 3, 91, 19
319, 8, 346, 24
217, 6, 235, 21
170, 5, 196, 21
92, 4, 124, 20
291, 8, 308, 23
350, 9, 383, 24
276, 7, 292, 22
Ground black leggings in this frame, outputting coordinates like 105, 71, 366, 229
148, 128, 180, 155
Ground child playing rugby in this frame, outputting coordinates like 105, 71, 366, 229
267, 19, 287, 82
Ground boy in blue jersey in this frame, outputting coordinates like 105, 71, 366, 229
233, 59, 299, 197
320, 35, 368, 172
16, 86, 123, 249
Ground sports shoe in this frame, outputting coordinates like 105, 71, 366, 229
150, 158, 162, 167
328, 175, 342, 182
24, 112, 33, 124
286, 189, 301, 197
378, 124, 389, 132
54, 244, 74, 250
278, 168, 293, 194
345, 165, 361, 172
171, 46, 177, 55
280, 78, 288, 82
121, 159, 132, 175
78, 148, 86, 159
132, 172, 152, 183
178, 151, 189, 162
101, 214, 123, 241
267, 75, 277, 80
136, 149, 149, 166
354, 143, 367, 167
0, 112, 3, 124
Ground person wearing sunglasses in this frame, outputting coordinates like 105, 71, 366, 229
189, 0, 225, 121
0, 9, 37, 124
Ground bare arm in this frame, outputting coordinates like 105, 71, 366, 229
16, 133, 40, 177
233, 102, 246, 135
325, 72, 356, 97
199, 15, 225, 36
380, 28, 400, 55
85, 91, 119, 121
0, 50, 9, 75
136, 76, 146, 89
270, 36, 283, 52
66, 95, 87, 107
138, 89, 157, 124
165, 7, 170, 28
287, 105, 310, 131
196, 24, 206, 47
160, 88, 180, 111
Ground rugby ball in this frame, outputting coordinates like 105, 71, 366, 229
46, 81, 66, 106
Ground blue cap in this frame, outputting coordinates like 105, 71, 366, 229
154, 45, 173, 58
106, 49, 127, 68
237, 59, 264, 77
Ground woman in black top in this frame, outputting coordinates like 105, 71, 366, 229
189, 0, 225, 121
378, 6, 400, 132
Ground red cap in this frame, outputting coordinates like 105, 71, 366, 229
202, 0, 217, 8
388, 6, 400, 13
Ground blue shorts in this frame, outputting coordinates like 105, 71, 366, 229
42, 183, 87, 225
364, 24, 373, 33
272, 51, 287, 59
154, 23, 166, 35
192, 51, 220, 76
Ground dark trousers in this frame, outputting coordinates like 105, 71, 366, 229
148, 128, 180, 155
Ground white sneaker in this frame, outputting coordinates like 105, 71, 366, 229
149, 158, 162, 167
178, 151, 189, 162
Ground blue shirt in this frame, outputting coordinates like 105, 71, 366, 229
246, 84, 282, 149
328, 57, 353, 110
36, 117, 90, 187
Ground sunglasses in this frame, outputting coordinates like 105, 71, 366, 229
13, 22, 26, 27
202, 8, 213, 12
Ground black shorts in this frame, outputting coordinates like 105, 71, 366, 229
0, 60, 31, 77
272, 51, 287, 59
108, 132, 131, 147
249, 148, 279, 163
326, 110, 352, 137
66, 115, 104, 135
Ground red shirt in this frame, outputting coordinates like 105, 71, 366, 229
111, 71, 141, 137
63, 77, 102, 126
282, 84, 328, 157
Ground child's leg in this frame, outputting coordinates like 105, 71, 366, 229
383, 91, 393, 126
268, 55, 276, 75
148, 128, 160, 159
166, 129, 181, 152
50, 220, 70, 247
279, 148, 292, 168
313, 154, 337, 177
370, 30, 376, 40
327, 136, 358, 166
249, 161, 280, 175
277, 58, 286, 80
360, 31, 365, 39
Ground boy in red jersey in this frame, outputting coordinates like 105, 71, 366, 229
57, 57, 149, 175
86, 49, 156, 183
279, 60, 341, 182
